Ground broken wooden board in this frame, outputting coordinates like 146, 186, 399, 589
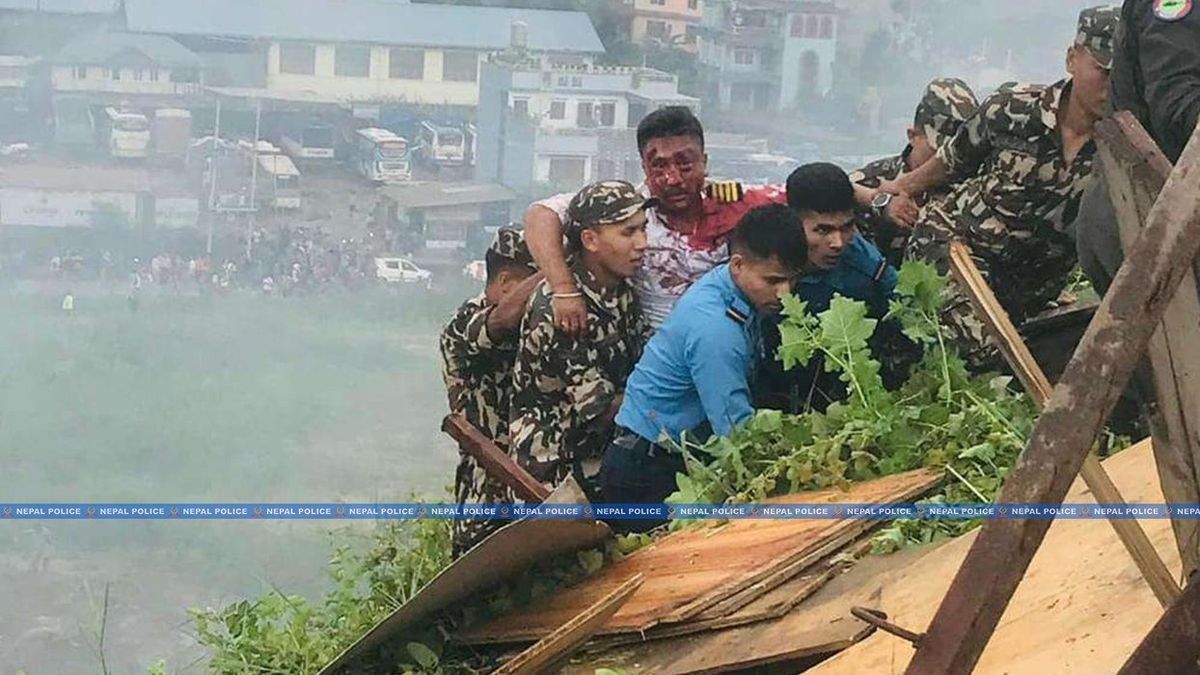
318, 477, 608, 675
494, 574, 644, 675
458, 468, 940, 644
809, 438, 1183, 675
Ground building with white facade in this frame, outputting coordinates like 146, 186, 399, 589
477, 54, 698, 191
48, 31, 204, 104
695, 0, 837, 113
629, 0, 704, 50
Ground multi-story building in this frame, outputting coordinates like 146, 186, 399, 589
630, 0, 704, 50
122, 0, 605, 108
695, 0, 837, 113
477, 54, 698, 191
48, 31, 204, 105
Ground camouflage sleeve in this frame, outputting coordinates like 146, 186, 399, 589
439, 301, 494, 412
509, 292, 570, 485
849, 154, 903, 189
936, 93, 1002, 181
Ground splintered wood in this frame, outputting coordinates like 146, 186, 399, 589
458, 468, 941, 645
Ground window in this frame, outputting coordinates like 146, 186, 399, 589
149, 70, 160, 82
597, 101, 616, 127
548, 157, 586, 184
624, 159, 642, 180
820, 16, 833, 39
805, 15, 819, 38
108, 67, 121, 80
577, 101, 595, 128
280, 43, 316, 75
790, 15, 805, 37
628, 102, 646, 127
645, 19, 669, 39
389, 48, 425, 79
650, 0, 665, 4
733, 49, 755, 66
132, 69, 144, 81
595, 158, 615, 178
512, 97, 529, 116
442, 51, 478, 82
73, 66, 86, 79
549, 100, 566, 120
335, 45, 371, 77
688, 0, 698, 8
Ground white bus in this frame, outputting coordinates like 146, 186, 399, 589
257, 154, 301, 209
354, 127, 412, 183
101, 107, 150, 159
280, 123, 335, 160
417, 121, 467, 167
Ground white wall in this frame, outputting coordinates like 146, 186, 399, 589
50, 65, 196, 95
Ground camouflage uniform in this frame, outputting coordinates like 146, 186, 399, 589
440, 227, 536, 556
851, 78, 979, 268
509, 182, 654, 497
906, 6, 1119, 368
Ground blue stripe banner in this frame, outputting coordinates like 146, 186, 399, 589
0, 503, 1193, 520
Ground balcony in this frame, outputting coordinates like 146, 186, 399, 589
52, 79, 205, 96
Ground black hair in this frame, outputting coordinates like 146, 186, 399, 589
636, 106, 704, 155
485, 249, 530, 283
729, 204, 808, 272
785, 162, 856, 214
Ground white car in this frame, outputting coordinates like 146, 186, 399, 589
463, 259, 486, 283
375, 257, 432, 288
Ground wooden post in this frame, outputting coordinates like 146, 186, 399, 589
1100, 112, 1200, 582
905, 122, 1200, 675
1116, 574, 1200, 675
442, 413, 551, 503
948, 241, 1180, 607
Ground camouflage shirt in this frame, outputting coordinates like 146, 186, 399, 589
912, 78, 1096, 319
509, 265, 652, 492
850, 150, 913, 268
439, 294, 519, 555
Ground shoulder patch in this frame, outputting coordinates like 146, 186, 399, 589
706, 181, 745, 203
1154, 0, 1192, 21
726, 306, 749, 325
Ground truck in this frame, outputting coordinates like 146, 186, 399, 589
52, 95, 95, 152
152, 108, 192, 165
99, 107, 151, 159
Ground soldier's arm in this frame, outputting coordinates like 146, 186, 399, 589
486, 273, 544, 340
894, 97, 995, 196
685, 323, 755, 438
508, 304, 568, 486
1139, 12, 1200, 160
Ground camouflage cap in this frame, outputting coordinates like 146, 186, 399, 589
1075, 5, 1120, 69
913, 78, 979, 152
488, 225, 536, 270
566, 180, 657, 233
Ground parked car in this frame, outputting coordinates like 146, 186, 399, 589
463, 259, 486, 283
375, 257, 432, 288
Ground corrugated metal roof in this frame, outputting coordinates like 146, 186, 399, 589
53, 30, 202, 67
0, 0, 116, 13
124, 0, 604, 53
382, 181, 515, 209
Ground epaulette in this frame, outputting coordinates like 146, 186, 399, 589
726, 305, 749, 325
706, 181, 745, 203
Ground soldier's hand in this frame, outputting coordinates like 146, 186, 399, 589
552, 290, 588, 335
489, 272, 543, 336
886, 193, 920, 229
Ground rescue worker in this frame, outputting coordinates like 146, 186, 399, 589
851, 77, 980, 268
603, 204, 809, 529
880, 6, 1120, 369
439, 227, 541, 557
524, 106, 787, 333
1074, 0, 1200, 581
509, 181, 655, 498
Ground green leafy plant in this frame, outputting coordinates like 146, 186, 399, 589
667, 261, 1039, 551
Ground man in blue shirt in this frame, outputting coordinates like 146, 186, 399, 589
602, 204, 809, 528
757, 162, 901, 412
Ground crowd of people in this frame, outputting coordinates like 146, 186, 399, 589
438, 1, 1200, 569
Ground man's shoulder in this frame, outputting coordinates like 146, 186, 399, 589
840, 234, 891, 281
443, 294, 488, 334
851, 153, 905, 187
980, 82, 1054, 127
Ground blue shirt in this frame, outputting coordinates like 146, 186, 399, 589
796, 232, 897, 318
616, 263, 758, 445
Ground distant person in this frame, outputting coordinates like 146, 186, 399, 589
851, 78, 980, 267
509, 181, 654, 498
439, 227, 540, 557
880, 6, 1120, 369
602, 204, 808, 526
524, 106, 787, 333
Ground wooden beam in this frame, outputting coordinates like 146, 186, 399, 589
905, 121, 1200, 674
1116, 573, 1200, 675
441, 413, 550, 503
947, 241, 1180, 607
1101, 111, 1200, 582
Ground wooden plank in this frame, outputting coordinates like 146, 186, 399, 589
318, 477, 606, 675
493, 574, 644, 675
808, 438, 1183, 675
441, 413, 551, 503
1102, 111, 1200, 581
904, 120, 1200, 674
947, 240, 1180, 607
457, 469, 941, 644
1116, 570, 1200, 675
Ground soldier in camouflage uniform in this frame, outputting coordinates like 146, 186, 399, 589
850, 78, 979, 268
880, 6, 1119, 369
509, 181, 654, 498
440, 227, 540, 557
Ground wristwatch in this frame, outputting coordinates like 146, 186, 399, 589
870, 191, 893, 217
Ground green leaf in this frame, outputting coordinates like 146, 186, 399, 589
819, 296, 877, 351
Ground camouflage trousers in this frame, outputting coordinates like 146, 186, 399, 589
452, 454, 514, 558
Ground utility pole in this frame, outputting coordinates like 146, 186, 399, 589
205, 97, 223, 255
246, 98, 261, 260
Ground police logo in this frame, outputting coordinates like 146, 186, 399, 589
87, 506, 96, 518
1155, 0, 1193, 21
254, 506, 263, 518
336, 505, 346, 518
582, 505, 593, 519
170, 507, 179, 517
2, 506, 10, 518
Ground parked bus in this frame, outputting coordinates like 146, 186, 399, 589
354, 127, 412, 183
417, 121, 467, 167
257, 153, 302, 209
280, 123, 335, 160
152, 108, 192, 164
99, 107, 151, 159
52, 96, 95, 152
